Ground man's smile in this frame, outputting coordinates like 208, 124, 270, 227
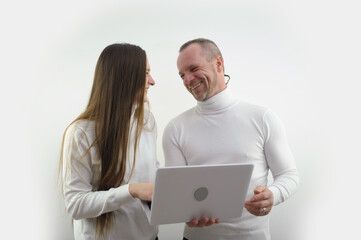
190, 81, 203, 91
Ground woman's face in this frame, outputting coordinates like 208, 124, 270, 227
144, 59, 155, 102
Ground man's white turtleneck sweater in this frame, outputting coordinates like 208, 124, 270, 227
162, 88, 299, 240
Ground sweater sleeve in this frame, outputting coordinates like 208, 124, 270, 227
62, 125, 134, 220
262, 110, 300, 206
162, 121, 187, 166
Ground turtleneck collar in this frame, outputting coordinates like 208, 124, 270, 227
196, 87, 239, 114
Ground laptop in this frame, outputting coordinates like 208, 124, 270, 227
142, 163, 254, 225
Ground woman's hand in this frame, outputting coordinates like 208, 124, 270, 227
129, 183, 154, 201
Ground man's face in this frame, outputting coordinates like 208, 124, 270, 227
177, 44, 222, 101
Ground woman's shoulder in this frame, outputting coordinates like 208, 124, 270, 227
66, 119, 96, 140
70, 119, 94, 131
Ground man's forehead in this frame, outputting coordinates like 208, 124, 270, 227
177, 45, 204, 69
180, 44, 202, 56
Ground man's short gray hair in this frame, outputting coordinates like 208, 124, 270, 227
179, 38, 223, 62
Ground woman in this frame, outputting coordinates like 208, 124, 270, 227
60, 43, 158, 239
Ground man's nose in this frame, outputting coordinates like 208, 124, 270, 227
183, 73, 194, 84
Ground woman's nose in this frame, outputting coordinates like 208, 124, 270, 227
148, 75, 155, 86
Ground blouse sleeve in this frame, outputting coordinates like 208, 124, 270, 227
263, 110, 300, 206
62, 124, 134, 220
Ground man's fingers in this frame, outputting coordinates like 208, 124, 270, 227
198, 217, 209, 227
204, 218, 215, 226
253, 185, 266, 195
186, 220, 199, 227
251, 187, 273, 202
252, 201, 268, 209
187, 217, 219, 227
251, 192, 268, 202
245, 198, 274, 216
245, 187, 274, 216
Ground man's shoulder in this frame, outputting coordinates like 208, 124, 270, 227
234, 100, 269, 116
164, 106, 198, 131
171, 106, 197, 121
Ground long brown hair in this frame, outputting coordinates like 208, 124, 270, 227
60, 43, 147, 238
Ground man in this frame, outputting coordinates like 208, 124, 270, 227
162, 38, 299, 240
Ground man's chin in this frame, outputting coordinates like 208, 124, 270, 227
192, 92, 207, 101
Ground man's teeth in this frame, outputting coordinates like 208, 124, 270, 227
190, 82, 202, 91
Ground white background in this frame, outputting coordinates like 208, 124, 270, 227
1, 0, 360, 239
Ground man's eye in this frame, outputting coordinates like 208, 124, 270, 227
180, 75, 184, 79
191, 67, 197, 72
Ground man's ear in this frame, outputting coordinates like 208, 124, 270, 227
215, 56, 224, 73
